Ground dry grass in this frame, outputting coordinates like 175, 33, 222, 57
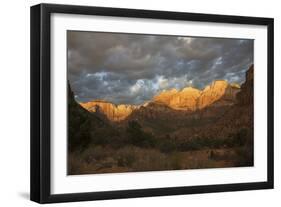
68, 145, 249, 175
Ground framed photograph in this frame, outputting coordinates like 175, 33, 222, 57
30, 3, 274, 203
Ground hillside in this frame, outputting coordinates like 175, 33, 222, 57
68, 82, 119, 152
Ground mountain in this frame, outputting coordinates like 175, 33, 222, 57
68, 83, 119, 152
237, 64, 253, 105
197, 80, 240, 109
169, 64, 254, 140
154, 87, 201, 111
80, 79, 240, 122
123, 65, 252, 139
153, 88, 179, 106
80, 100, 140, 121
154, 80, 240, 111
68, 82, 103, 151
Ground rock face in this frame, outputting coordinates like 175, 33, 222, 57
154, 87, 201, 111
80, 100, 138, 121
237, 64, 253, 105
153, 88, 179, 105
80, 80, 240, 121
198, 64, 254, 141
153, 81, 240, 111
170, 87, 201, 111
197, 80, 240, 109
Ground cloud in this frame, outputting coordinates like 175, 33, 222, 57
68, 31, 253, 104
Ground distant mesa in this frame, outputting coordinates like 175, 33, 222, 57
78, 65, 255, 122
80, 101, 140, 122
80, 80, 241, 122
197, 80, 240, 109
151, 79, 240, 110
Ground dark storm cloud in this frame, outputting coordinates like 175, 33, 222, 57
68, 31, 253, 104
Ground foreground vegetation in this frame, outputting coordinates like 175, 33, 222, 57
68, 120, 253, 174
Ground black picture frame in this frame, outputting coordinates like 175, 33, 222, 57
30, 3, 274, 204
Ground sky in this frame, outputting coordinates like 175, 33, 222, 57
68, 31, 253, 105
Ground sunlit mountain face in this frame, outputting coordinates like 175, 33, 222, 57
67, 31, 253, 105
80, 79, 241, 122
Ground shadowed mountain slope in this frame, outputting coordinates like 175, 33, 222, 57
68, 83, 120, 152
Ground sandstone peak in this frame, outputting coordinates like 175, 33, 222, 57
160, 88, 178, 95
153, 88, 178, 104
80, 76, 244, 121
203, 85, 211, 92
198, 80, 240, 109
211, 80, 228, 88
80, 100, 137, 121
181, 86, 200, 93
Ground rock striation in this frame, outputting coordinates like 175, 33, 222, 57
154, 80, 240, 111
80, 100, 140, 122
154, 87, 201, 111
197, 80, 240, 109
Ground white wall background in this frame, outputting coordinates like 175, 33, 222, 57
0, 0, 279, 206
